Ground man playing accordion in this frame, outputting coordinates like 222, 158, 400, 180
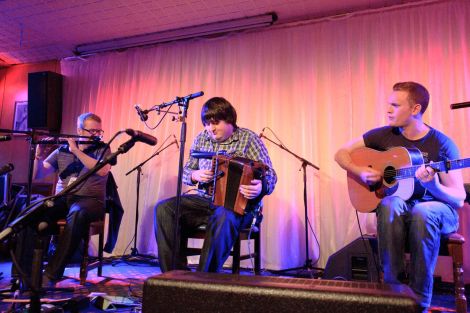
154, 97, 277, 272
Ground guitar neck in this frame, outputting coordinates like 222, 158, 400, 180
396, 158, 470, 179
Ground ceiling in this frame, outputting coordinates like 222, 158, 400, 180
0, 0, 423, 67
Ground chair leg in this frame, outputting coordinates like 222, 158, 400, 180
80, 230, 91, 285
97, 230, 104, 277
232, 236, 241, 274
448, 242, 467, 313
254, 233, 261, 275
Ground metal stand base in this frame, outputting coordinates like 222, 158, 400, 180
271, 260, 323, 279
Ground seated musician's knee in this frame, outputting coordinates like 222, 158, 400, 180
155, 198, 175, 222
208, 206, 238, 229
410, 202, 438, 228
378, 196, 406, 217
67, 206, 87, 224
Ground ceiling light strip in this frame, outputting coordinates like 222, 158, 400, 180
75, 13, 277, 56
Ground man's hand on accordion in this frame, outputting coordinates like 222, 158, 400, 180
191, 169, 215, 184
239, 179, 262, 199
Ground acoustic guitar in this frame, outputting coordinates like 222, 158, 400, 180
347, 146, 469, 212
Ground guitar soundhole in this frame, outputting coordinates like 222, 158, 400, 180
383, 165, 396, 184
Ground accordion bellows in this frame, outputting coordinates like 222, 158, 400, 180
208, 155, 268, 215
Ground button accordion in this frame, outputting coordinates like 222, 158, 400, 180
207, 154, 268, 215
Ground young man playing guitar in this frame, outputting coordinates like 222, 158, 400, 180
335, 82, 465, 311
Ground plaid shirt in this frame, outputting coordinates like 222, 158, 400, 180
183, 127, 277, 195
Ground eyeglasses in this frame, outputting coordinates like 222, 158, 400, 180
82, 128, 104, 136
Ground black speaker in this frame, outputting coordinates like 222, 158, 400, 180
27, 71, 63, 131
143, 270, 419, 313
323, 235, 380, 282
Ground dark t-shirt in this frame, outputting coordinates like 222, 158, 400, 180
363, 125, 460, 202
363, 126, 459, 163
45, 144, 110, 201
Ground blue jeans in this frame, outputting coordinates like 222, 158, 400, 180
376, 196, 459, 308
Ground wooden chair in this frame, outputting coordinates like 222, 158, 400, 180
56, 218, 105, 285
443, 183, 470, 313
438, 232, 466, 313
185, 224, 261, 274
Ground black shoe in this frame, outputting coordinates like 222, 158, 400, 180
42, 273, 58, 288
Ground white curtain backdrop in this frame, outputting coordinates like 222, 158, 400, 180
60, 0, 470, 270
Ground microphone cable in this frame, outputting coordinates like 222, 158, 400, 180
355, 210, 381, 283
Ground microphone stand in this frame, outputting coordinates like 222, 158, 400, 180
136, 92, 203, 270
26, 129, 38, 206
260, 132, 321, 278
118, 138, 178, 263
171, 98, 189, 271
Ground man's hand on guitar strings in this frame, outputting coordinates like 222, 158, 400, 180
239, 179, 262, 199
416, 162, 437, 186
358, 166, 382, 186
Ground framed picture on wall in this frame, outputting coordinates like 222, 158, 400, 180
13, 101, 29, 132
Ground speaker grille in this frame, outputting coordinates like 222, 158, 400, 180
143, 271, 419, 313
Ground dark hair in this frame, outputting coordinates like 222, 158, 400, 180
393, 81, 430, 114
201, 97, 237, 128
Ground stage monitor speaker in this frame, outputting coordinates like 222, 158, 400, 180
143, 270, 419, 313
323, 235, 380, 282
28, 71, 63, 131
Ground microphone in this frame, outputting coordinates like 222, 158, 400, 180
0, 135, 12, 142
190, 150, 227, 159
173, 134, 180, 149
0, 163, 14, 176
183, 91, 204, 101
190, 151, 216, 159
450, 101, 470, 110
135, 105, 148, 121
259, 127, 266, 138
125, 129, 157, 146
158, 91, 205, 109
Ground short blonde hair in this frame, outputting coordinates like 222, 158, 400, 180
77, 112, 101, 129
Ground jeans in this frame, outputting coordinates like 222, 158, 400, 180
154, 194, 255, 273
376, 196, 458, 308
